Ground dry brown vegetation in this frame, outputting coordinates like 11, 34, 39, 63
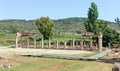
1, 48, 120, 71
0, 53, 114, 71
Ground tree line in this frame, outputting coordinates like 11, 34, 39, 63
84, 2, 120, 47
35, 2, 120, 48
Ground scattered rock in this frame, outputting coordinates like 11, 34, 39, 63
0, 65, 12, 69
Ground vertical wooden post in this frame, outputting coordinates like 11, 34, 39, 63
98, 32, 103, 51
27, 36, 29, 48
34, 35, 36, 48
48, 38, 51, 49
64, 41, 67, 49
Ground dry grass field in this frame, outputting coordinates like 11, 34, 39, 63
0, 53, 113, 71
1, 48, 119, 71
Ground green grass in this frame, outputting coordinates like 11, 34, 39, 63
0, 32, 15, 46
0, 32, 82, 46
84, 51, 100, 57
0, 58, 112, 71
52, 33, 81, 42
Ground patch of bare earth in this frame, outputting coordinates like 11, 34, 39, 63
0, 53, 41, 67
42, 61, 74, 71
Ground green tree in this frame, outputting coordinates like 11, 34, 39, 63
10, 25, 20, 33
36, 17, 55, 39
103, 27, 120, 47
85, 2, 98, 34
85, 2, 108, 46
115, 17, 120, 26
96, 20, 107, 32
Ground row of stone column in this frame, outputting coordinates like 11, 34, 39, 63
50, 41, 76, 49
18, 37, 83, 49
16, 35, 44, 48
16, 37, 93, 50
33, 39, 76, 49
16, 36, 102, 51
33, 35, 44, 48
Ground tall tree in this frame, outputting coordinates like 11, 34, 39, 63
85, 2, 98, 34
97, 20, 107, 32
36, 17, 55, 39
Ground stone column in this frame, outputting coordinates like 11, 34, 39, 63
34, 35, 36, 48
48, 38, 51, 49
20, 37, 23, 48
16, 36, 18, 48
72, 39, 75, 49
108, 43, 111, 49
98, 32, 103, 51
96, 44, 98, 50
70, 39, 72, 49
90, 36, 93, 48
41, 37, 44, 48
27, 36, 29, 48
112, 63, 120, 71
64, 41, 67, 49
80, 39, 83, 50
76, 41, 78, 49
56, 41, 59, 49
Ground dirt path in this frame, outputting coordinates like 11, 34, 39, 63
0, 48, 93, 56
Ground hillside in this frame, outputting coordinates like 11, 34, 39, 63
0, 20, 38, 33
0, 17, 119, 34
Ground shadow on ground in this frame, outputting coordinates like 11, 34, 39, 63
99, 58, 120, 64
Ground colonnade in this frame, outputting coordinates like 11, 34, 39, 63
16, 32, 103, 51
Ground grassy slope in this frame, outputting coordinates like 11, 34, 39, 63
0, 17, 119, 46
0, 58, 112, 71
0, 17, 119, 34
0, 32, 15, 46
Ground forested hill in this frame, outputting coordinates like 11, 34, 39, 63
0, 17, 119, 34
